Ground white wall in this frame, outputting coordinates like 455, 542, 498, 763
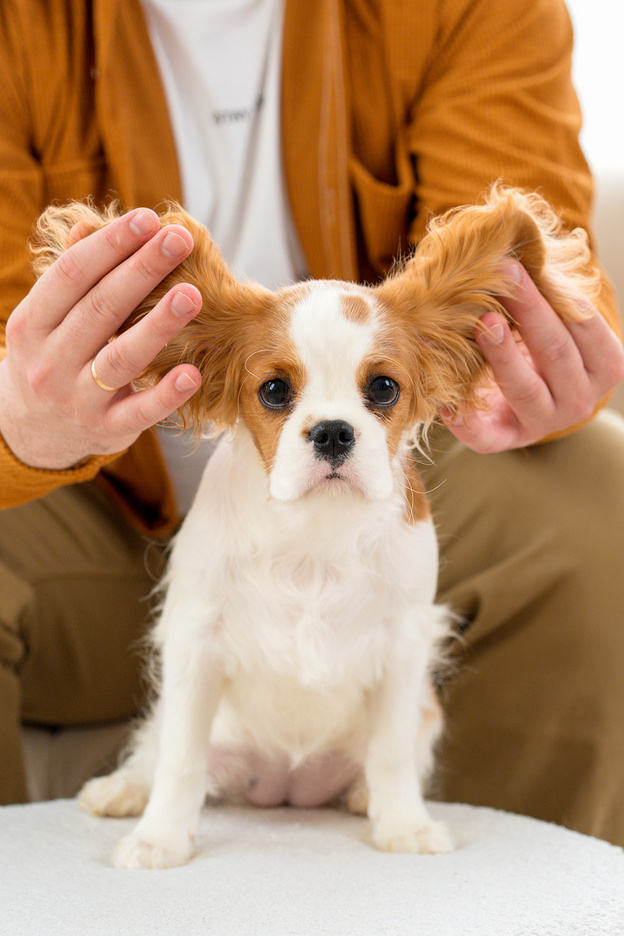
566, 0, 624, 409
567, 0, 624, 176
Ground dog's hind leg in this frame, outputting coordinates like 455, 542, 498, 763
340, 772, 369, 816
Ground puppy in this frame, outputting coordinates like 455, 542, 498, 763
33, 185, 598, 869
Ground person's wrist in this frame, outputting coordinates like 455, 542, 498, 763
0, 370, 88, 469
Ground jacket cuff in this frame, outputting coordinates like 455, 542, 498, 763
0, 433, 124, 510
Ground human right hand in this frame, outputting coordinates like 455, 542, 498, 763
0, 207, 203, 470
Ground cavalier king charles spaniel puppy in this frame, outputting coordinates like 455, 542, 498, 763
33, 185, 598, 868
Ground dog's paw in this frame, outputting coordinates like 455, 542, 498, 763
113, 829, 194, 870
341, 776, 369, 816
78, 770, 149, 818
372, 817, 453, 854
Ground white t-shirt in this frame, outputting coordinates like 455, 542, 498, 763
139, 0, 308, 513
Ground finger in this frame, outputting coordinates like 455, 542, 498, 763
28, 207, 161, 330
64, 223, 195, 362
440, 400, 521, 454
88, 284, 202, 393
496, 264, 591, 404
564, 309, 624, 395
106, 366, 202, 438
475, 312, 558, 421
68, 221, 92, 246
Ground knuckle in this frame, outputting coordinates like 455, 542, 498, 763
148, 311, 178, 346
26, 360, 73, 415
53, 249, 87, 288
588, 338, 624, 397
93, 397, 133, 439
610, 344, 624, 384
99, 218, 127, 253
572, 397, 596, 425
105, 338, 134, 379
127, 390, 156, 431
126, 247, 163, 284
471, 438, 502, 455
26, 359, 54, 396
541, 335, 570, 368
510, 381, 543, 412
5, 309, 27, 349
81, 282, 122, 328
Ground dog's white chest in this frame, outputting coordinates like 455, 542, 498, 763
218, 546, 393, 687
164, 428, 440, 692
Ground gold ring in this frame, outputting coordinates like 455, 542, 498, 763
90, 359, 123, 392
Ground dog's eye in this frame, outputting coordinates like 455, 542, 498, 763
367, 376, 400, 407
258, 378, 292, 410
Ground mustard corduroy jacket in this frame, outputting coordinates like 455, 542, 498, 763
0, 0, 618, 534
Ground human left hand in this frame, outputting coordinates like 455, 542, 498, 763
440, 262, 624, 453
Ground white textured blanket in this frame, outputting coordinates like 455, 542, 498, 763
1, 799, 623, 935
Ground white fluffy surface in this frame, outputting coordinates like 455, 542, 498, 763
1, 799, 623, 935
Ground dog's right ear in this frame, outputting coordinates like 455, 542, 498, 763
121, 205, 275, 434
32, 201, 275, 434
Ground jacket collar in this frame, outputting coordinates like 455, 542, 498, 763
281, 0, 357, 280
93, 0, 183, 209
93, 0, 356, 281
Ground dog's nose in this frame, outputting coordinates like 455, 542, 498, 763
308, 420, 355, 464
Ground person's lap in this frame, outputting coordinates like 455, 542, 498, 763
422, 410, 624, 845
0, 479, 164, 801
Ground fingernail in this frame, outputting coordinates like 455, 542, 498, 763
129, 208, 157, 237
483, 321, 505, 345
503, 261, 524, 287
171, 291, 196, 317
175, 372, 198, 393
161, 231, 189, 259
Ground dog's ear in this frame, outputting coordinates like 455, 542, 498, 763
472, 184, 600, 320
375, 184, 600, 423
30, 199, 122, 275
32, 201, 274, 434
120, 205, 275, 433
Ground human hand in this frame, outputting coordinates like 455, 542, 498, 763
440, 262, 624, 452
0, 207, 203, 470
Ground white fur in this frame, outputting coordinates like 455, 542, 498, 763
79, 283, 453, 868
269, 285, 397, 501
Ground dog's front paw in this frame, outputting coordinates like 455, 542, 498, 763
78, 770, 149, 818
372, 817, 453, 854
113, 828, 195, 870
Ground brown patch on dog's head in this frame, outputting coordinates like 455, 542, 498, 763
340, 291, 373, 326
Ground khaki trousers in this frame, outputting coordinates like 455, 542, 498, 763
1, 412, 624, 845
0, 481, 164, 802
423, 411, 624, 844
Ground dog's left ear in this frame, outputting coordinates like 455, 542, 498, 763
375, 184, 600, 422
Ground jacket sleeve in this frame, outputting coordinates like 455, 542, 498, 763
0, 6, 43, 336
405, 0, 620, 334
0, 5, 124, 510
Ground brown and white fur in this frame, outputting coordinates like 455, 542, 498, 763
33, 185, 599, 868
